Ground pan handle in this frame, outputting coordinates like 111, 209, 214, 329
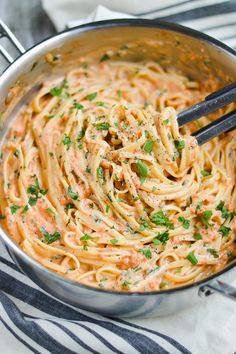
0, 19, 25, 66
199, 280, 236, 301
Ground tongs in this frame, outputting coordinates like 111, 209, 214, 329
177, 82, 236, 145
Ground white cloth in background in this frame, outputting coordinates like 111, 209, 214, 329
1, 1, 236, 354
42, 0, 236, 49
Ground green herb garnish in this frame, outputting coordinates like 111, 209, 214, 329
41, 227, 61, 244
138, 217, 150, 231
194, 233, 202, 240
64, 203, 75, 211
68, 187, 79, 200
27, 178, 47, 207
77, 127, 86, 142
10, 205, 21, 214
13, 149, 20, 158
178, 216, 190, 229
207, 248, 219, 258
73, 102, 84, 110
196, 201, 202, 212
100, 54, 109, 62
151, 211, 174, 229
50, 86, 63, 96
218, 225, 231, 237
94, 122, 110, 130
202, 210, 214, 228
153, 230, 169, 245
187, 252, 198, 265
110, 239, 118, 244
45, 208, 56, 218
136, 160, 148, 185
117, 90, 122, 97
80, 234, 92, 241
174, 140, 185, 151
97, 166, 104, 180
140, 249, 152, 259
62, 134, 73, 150
216, 200, 230, 220
143, 139, 153, 154
201, 170, 211, 177
122, 280, 130, 287
87, 92, 97, 101
97, 101, 105, 107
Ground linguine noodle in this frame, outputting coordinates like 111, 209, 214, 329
0, 60, 235, 291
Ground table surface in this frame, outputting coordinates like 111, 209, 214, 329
0, 0, 55, 47
0, 0, 55, 71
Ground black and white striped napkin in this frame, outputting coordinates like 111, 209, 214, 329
1, 1, 236, 353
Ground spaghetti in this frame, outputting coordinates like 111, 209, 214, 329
0, 60, 235, 291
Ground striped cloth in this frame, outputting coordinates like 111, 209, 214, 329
1, 1, 236, 353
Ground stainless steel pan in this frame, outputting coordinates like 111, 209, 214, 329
0, 19, 235, 318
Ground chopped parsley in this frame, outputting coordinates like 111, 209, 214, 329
136, 160, 148, 185
50, 86, 63, 96
80, 234, 92, 241
143, 139, 153, 154
87, 92, 97, 101
117, 90, 122, 97
62, 134, 73, 150
97, 166, 104, 180
160, 281, 167, 289
68, 187, 79, 200
201, 169, 211, 177
100, 53, 109, 62
73, 102, 84, 110
64, 203, 75, 211
139, 217, 150, 231
110, 238, 118, 244
133, 266, 142, 272
153, 230, 169, 245
151, 211, 174, 229
41, 227, 61, 244
97, 101, 105, 107
122, 280, 130, 287
10, 205, 21, 214
13, 149, 20, 158
218, 225, 231, 237
28, 197, 37, 206
86, 167, 91, 174
194, 233, 202, 240
77, 127, 86, 142
105, 205, 110, 213
196, 201, 202, 212
187, 252, 198, 265
140, 248, 152, 259
45, 208, 56, 218
178, 216, 190, 229
216, 200, 230, 220
207, 248, 219, 258
27, 178, 47, 206
94, 122, 110, 130
202, 210, 214, 228
174, 140, 185, 151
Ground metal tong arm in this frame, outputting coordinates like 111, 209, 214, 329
0, 19, 25, 64
178, 81, 236, 127
193, 108, 236, 145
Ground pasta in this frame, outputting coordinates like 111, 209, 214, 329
0, 59, 235, 292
